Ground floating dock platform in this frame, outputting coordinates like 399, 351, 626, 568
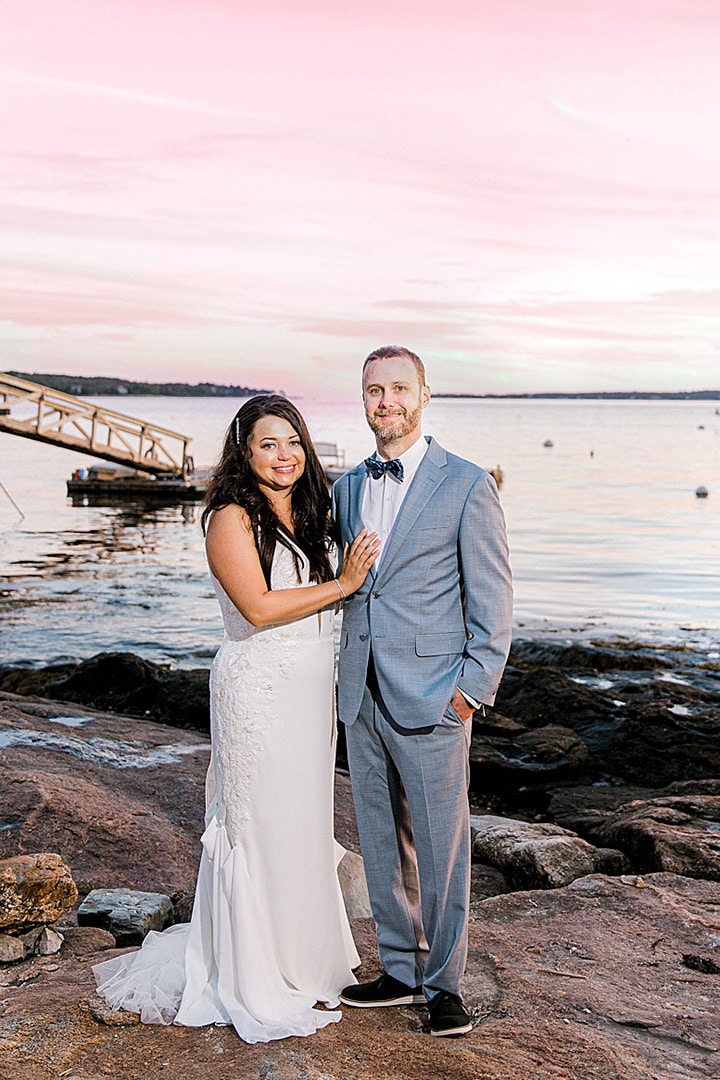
66, 465, 210, 505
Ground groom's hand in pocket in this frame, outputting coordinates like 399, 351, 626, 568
451, 689, 475, 723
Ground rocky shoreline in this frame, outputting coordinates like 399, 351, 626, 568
1, 637, 719, 1079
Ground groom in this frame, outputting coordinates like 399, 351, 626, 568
333, 345, 512, 1037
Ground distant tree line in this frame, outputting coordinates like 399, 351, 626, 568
10, 372, 271, 397
10, 372, 718, 401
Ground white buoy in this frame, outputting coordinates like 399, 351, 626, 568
696, 486, 709, 498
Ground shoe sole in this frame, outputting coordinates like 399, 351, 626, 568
430, 1020, 473, 1037
339, 993, 426, 1008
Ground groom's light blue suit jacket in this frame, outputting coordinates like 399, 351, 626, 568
332, 436, 513, 730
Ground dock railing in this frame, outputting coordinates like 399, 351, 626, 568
0, 373, 193, 476
313, 442, 345, 470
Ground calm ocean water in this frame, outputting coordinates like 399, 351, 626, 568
1, 396, 719, 667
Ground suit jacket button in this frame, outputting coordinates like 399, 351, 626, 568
372, 591, 380, 599
359, 633, 368, 641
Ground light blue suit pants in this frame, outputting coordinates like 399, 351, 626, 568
345, 683, 472, 999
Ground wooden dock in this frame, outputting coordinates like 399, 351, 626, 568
1, 374, 348, 505
0, 372, 193, 476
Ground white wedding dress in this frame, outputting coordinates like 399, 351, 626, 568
93, 538, 359, 1043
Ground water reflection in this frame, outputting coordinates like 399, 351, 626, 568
69, 493, 203, 514
1, 501, 218, 668
7, 505, 200, 579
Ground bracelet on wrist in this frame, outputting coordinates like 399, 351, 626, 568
335, 579, 347, 600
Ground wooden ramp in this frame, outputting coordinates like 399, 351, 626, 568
0, 373, 193, 476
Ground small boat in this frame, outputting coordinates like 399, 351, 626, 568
543, 439, 554, 448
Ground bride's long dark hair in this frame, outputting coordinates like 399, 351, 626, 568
201, 395, 335, 588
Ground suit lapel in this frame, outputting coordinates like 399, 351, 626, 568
376, 437, 447, 576
346, 466, 366, 537
344, 465, 379, 581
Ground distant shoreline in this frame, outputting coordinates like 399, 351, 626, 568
9, 372, 271, 398
8, 372, 720, 400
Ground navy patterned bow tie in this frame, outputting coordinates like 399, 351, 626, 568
364, 456, 404, 481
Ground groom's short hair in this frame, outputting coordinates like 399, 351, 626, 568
363, 345, 427, 388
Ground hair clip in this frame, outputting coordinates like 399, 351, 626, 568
234, 416, 241, 445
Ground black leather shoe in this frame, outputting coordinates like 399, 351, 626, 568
427, 991, 473, 1036
339, 973, 425, 1007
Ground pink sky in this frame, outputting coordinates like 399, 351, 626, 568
2, 0, 719, 396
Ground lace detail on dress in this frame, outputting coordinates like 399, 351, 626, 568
208, 540, 315, 839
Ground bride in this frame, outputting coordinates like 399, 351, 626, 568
93, 394, 379, 1043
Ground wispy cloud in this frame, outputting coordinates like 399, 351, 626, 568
0, 68, 258, 121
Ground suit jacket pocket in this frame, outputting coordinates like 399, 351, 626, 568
415, 631, 467, 656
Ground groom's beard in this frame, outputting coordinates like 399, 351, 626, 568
367, 403, 423, 444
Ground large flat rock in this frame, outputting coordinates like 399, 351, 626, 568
0, 873, 717, 1079
0, 692, 210, 897
1, 682, 719, 1078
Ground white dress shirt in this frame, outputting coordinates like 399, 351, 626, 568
361, 434, 481, 713
361, 435, 428, 565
